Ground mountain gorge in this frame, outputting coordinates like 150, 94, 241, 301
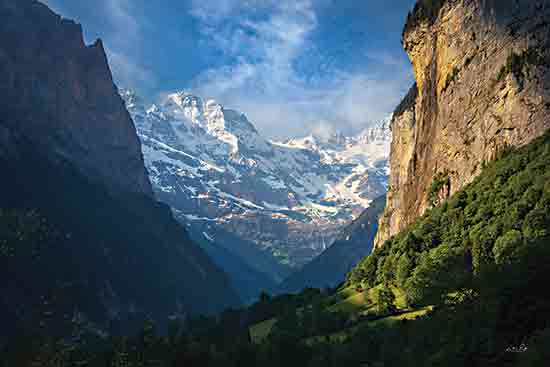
121, 89, 391, 292
0, 0, 239, 340
3, 0, 550, 365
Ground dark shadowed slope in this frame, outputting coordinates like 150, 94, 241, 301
0, 0, 152, 196
0, 0, 239, 340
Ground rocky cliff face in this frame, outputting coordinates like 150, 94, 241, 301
0, 0, 151, 196
375, 0, 550, 247
0, 0, 239, 339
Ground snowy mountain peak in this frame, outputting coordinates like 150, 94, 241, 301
278, 121, 391, 157
122, 89, 270, 155
356, 117, 392, 145
166, 91, 202, 109
146, 104, 160, 114
120, 88, 391, 268
119, 88, 145, 115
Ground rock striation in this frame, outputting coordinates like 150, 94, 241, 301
375, 0, 550, 248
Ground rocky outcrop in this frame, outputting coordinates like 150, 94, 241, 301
0, 0, 151, 196
375, 0, 550, 247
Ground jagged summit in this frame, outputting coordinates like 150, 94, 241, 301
356, 118, 392, 145
0, 4, 152, 197
127, 90, 268, 155
281, 121, 391, 153
121, 89, 391, 272
162, 91, 258, 133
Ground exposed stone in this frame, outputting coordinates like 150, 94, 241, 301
375, 0, 550, 248
279, 195, 386, 294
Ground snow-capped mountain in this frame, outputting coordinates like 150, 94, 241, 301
121, 89, 391, 278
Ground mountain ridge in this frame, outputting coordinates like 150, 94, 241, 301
0, 0, 152, 197
121, 89, 391, 284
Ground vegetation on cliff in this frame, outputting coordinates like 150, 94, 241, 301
404, 0, 448, 35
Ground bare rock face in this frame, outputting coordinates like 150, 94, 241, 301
0, 0, 152, 196
375, 0, 550, 248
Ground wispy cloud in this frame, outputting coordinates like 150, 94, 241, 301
100, 0, 157, 90
189, 0, 411, 138
107, 48, 156, 91
104, 0, 143, 46
42, 0, 411, 138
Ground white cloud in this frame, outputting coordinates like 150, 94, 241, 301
189, 0, 411, 139
43, 0, 411, 138
100, 0, 158, 89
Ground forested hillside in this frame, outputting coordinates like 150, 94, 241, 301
348, 131, 550, 305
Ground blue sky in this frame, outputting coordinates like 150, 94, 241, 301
42, 0, 416, 138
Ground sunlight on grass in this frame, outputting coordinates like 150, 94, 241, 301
250, 318, 277, 344
370, 307, 432, 326
328, 287, 371, 313
305, 307, 432, 345
252, 285, 432, 345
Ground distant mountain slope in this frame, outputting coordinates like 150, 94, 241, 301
0, 0, 239, 339
121, 90, 390, 283
279, 196, 385, 294
186, 225, 278, 303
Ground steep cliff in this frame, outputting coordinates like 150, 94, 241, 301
0, 0, 239, 339
375, 0, 550, 247
0, 0, 151, 196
